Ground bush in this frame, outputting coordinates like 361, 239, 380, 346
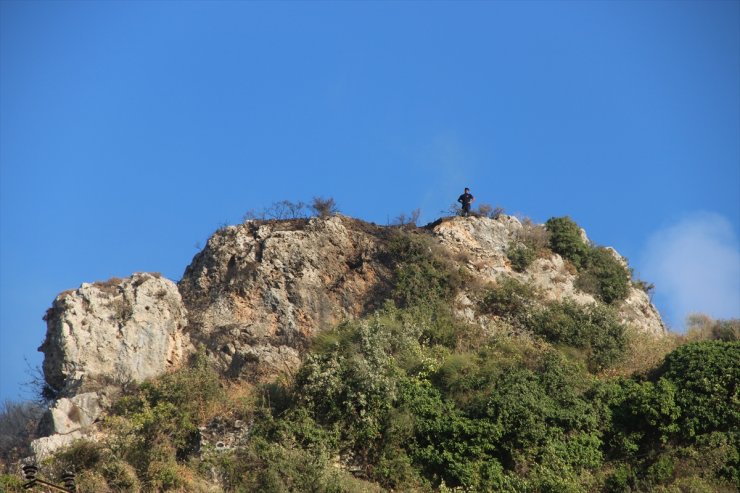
506, 244, 536, 272
476, 203, 504, 219
0, 474, 24, 493
577, 247, 631, 304
546, 216, 591, 269
310, 196, 338, 218
294, 316, 407, 459
686, 314, 740, 342
105, 350, 224, 484
527, 301, 628, 371
210, 435, 374, 493
655, 341, 740, 440
480, 278, 537, 321
400, 378, 505, 490
607, 378, 681, 458
47, 440, 140, 493
388, 232, 463, 308
593, 342, 740, 491
0, 400, 44, 470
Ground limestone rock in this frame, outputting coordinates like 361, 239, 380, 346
39, 272, 189, 396
31, 432, 84, 461
178, 216, 392, 380
39, 214, 665, 402
43, 392, 102, 435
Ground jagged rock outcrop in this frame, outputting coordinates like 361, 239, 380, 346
173, 214, 664, 385
431, 216, 666, 336
29, 212, 667, 467
40, 272, 189, 397
178, 216, 393, 380
39, 215, 665, 404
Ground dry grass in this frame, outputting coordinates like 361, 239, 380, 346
515, 222, 550, 251
607, 328, 684, 377
201, 380, 257, 423
684, 313, 740, 342
93, 277, 124, 296
563, 260, 578, 276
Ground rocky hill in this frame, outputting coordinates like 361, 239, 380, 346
13, 213, 739, 493
31, 213, 666, 462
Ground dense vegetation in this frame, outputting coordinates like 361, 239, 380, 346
545, 216, 631, 304
1, 219, 738, 492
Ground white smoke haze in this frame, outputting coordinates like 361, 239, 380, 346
641, 212, 740, 331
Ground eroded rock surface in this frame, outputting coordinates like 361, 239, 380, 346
30, 392, 103, 460
178, 216, 392, 380
39, 215, 665, 400
31, 214, 666, 465
430, 216, 666, 336
31, 432, 84, 461
40, 272, 189, 396
43, 392, 102, 435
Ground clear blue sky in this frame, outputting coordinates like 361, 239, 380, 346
2, 0, 738, 401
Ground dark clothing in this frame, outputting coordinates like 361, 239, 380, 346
458, 193, 474, 216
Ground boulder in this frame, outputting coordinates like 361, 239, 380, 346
39, 273, 189, 396
43, 392, 102, 435
31, 432, 84, 461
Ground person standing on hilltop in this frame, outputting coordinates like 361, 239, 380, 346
457, 187, 475, 217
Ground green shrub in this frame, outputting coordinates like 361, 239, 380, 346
656, 341, 740, 440
597, 343, 739, 489
104, 350, 224, 485
480, 278, 537, 320
545, 217, 631, 304
47, 440, 140, 493
506, 243, 537, 272
690, 432, 740, 485
577, 247, 631, 304
212, 435, 347, 492
388, 232, 462, 308
604, 464, 634, 493
527, 301, 628, 371
605, 378, 681, 461
144, 441, 183, 491
294, 316, 406, 459
0, 474, 24, 493
399, 378, 505, 490
546, 216, 591, 269
74, 471, 112, 493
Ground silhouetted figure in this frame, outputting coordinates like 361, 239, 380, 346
458, 188, 475, 217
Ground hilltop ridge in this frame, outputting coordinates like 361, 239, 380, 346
41, 214, 663, 399
6, 212, 737, 493
31, 213, 665, 459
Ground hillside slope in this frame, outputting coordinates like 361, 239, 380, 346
10, 214, 735, 493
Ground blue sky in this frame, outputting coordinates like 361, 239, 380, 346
1, 0, 738, 401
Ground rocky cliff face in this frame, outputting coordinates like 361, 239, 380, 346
177, 216, 393, 381
40, 272, 189, 397
178, 215, 664, 378
41, 215, 665, 395
33, 214, 665, 458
